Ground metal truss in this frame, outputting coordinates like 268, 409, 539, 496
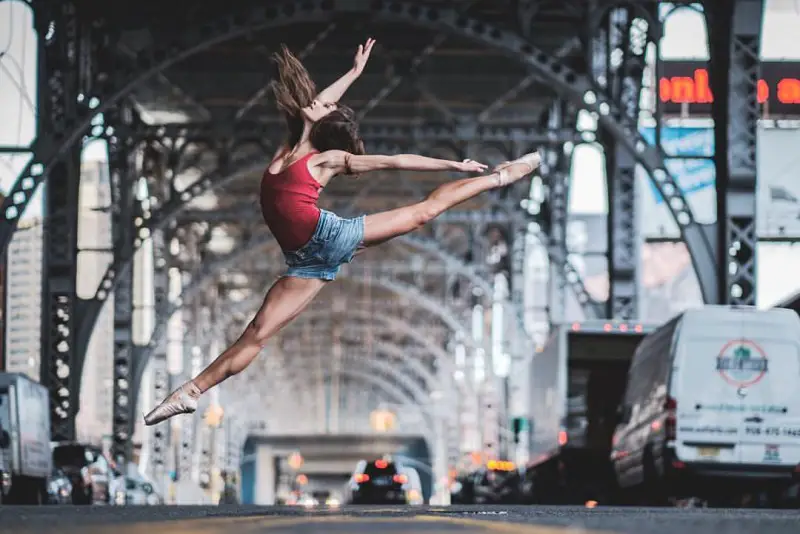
144, 230, 171, 479
35, 2, 84, 441
284, 365, 436, 435
592, 4, 650, 319
706, 0, 763, 305
133, 289, 478, 418
131, 121, 579, 146
106, 106, 141, 464
3, 0, 715, 309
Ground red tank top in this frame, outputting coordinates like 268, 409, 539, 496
260, 151, 322, 251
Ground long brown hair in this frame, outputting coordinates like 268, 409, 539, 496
271, 44, 366, 168
270, 45, 317, 146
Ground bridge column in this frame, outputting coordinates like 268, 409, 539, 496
107, 110, 139, 465
708, 0, 763, 305
595, 5, 648, 319
35, 1, 85, 442
145, 230, 170, 487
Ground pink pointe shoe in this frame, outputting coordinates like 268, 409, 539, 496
494, 151, 542, 186
143, 382, 201, 426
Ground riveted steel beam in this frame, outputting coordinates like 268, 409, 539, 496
706, 0, 763, 305
130, 120, 579, 145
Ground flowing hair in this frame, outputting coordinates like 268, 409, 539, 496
270, 44, 366, 170
270, 45, 317, 147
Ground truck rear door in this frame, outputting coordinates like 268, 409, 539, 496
673, 316, 800, 467
734, 319, 800, 468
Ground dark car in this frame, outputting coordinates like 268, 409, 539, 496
52, 443, 112, 505
451, 461, 523, 505
347, 458, 407, 505
47, 468, 73, 504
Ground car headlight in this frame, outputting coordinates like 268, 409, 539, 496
114, 490, 126, 505
59, 487, 70, 498
325, 497, 340, 507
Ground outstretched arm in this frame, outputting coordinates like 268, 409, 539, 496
315, 38, 375, 103
314, 150, 488, 177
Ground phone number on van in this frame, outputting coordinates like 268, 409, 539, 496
744, 426, 800, 438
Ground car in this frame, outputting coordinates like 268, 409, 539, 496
46, 468, 73, 504
346, 458, 407, 505
52, 443, 113, 505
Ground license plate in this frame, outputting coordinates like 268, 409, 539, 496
697, 447, 720, 457
372, 477, 390, 486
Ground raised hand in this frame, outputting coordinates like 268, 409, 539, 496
452, 158, 489, 173
353, 38, 376, 76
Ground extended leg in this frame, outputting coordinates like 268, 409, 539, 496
144, 276, 327, 425
362, 156, 538, 246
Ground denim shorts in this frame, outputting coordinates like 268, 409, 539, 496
283, 209, 365, 281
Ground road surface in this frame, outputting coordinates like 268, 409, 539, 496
1, 505, 798, 533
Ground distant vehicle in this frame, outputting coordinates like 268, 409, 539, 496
523, 320, 655, 504
116, 476, 161, 505
0, 373, 53, 504
52, 443, 113, 505
399, 466, 423, 505
46, 468, 73, 504
450, 461, 521, 504
612, 306, 800, 506
345, 458, 407, 505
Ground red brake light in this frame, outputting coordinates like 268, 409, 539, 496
665, 397, 677, 411
354, 474, 369, 483
374, 459, 388, 469
393, 474, 408, 484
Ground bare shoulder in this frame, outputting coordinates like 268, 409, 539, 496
308, 150, 346, 169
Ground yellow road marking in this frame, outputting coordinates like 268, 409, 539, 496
28, 510, 619, 534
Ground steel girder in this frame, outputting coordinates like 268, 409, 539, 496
3, 0, 714, 305
106, 121, 140, 464
131, 121, 580, 147
35, 2, 85, 441
592, 5, 650, 319
706, 0, 763, 305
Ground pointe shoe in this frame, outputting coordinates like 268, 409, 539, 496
143, 382, 200, 426
494, 151, 541, 186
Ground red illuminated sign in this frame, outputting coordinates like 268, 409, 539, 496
659, 61, 800, 116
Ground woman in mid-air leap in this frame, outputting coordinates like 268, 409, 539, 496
144, 39, 540, 425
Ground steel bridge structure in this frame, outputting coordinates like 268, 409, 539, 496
0, 0, 763, 490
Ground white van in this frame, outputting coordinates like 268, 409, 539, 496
611, 306, 800, 505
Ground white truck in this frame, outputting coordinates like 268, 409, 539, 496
523, 320, 654, 504
0, 372, 52, 504
612, 306, 800, 506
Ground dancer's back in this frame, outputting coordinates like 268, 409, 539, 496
260, 151, 322, 251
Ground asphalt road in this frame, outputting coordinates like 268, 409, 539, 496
0, 505, 799, 534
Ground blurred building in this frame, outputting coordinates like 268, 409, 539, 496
75, 158, 115, 445
3, 218, 44, 381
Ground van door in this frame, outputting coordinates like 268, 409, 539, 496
673, 318, 800, 468
672, 331, 745, 465
734, 319, 800, 468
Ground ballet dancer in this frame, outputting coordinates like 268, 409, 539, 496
144, 39, 540, 425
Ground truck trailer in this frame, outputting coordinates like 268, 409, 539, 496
0, 372, 52, 504
523, 320, 654, 504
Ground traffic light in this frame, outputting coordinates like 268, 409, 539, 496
511, 417, 529, 444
